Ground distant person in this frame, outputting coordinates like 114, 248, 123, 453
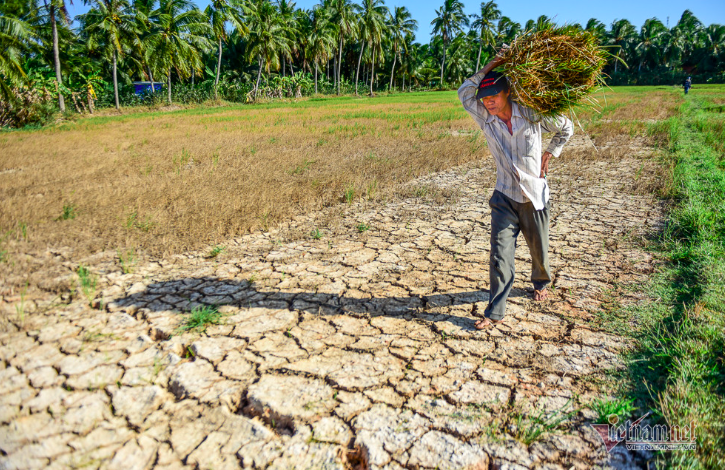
458, 50, 573, 330
684, 76, 692, 94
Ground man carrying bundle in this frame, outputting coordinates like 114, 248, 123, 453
458, 52, 573, 330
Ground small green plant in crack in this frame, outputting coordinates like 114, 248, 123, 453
117, 248, 136, 274
509, 398, 579, 445
76, 265, 97, 305
207, 245, 226, 259
356, 223, 370, 233
589, 397, 637, 425
15, 281, 28, 324
310, 228, 323, 240
440, 329, 449, 341
176, 305, 223, 334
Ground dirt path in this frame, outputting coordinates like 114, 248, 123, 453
0, 135, 663, 469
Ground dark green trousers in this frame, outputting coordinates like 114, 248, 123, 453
484, 190, 551, 320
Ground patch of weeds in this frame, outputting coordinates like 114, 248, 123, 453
117, 248, 136, 274
125, 211, 155, 232
15, 281, 28, 324
413, 185, 431, 198
258, 211, 271, 231
310, 228, 323, 240
58, 201, 77, 221
289, 159, 316, 175
589, 397, 637, 425
249, 144, 257, 155
356, 223, 370, 233
207, 245, 226, 259
344, 186, 355, 204
509, 398, 579, 445
17, 221, 28, 241
366, 179, 379, 200
176, 305, 223, 334
76, 265, 97, 305
172, 148, 192, 174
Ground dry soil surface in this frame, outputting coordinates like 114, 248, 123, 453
0, 134, 664, 469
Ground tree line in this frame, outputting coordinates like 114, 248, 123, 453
1, 0, 724, 124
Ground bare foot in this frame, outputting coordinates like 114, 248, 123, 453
474, 317, 502, 330
533, 288, 549, 301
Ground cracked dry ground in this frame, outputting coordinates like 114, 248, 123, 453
0, 134, 664, 470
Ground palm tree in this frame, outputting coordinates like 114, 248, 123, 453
326, 0, 357, 94
41, 0, 72, 112
524, 15, 552, 32
0, 7, 37, 94
276, 0, 296, 76
494, 15, 520, 47
469, 0, 499, 71
609, 19, 636, 73
245, 0, 291, 99
388, 6, 416, 90
305, 6, 335, 92
585, 18, 606, 41
673, 10, 702, 67
696, 24, 725, 71
146, 0, 210, 104
205, 0, 246, 98
79, 0, 140, 110
354, 0, 387, 95
430, 0, 467, 86
635, 18, 667, 72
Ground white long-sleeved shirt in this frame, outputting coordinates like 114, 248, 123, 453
458, 70, 574, 210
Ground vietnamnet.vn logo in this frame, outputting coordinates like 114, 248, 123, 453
591, 411, 697, 452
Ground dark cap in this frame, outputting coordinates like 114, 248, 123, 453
476, 71, 508, 99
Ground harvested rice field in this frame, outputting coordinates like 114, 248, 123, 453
0, 86, 698, 469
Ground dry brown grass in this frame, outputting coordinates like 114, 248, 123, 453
0, 87, 681, 292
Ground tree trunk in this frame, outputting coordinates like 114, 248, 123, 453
282, 59, 285, 77
337, 35, 343, 95
355, 43, 364, 96
440, 44, 447, 87
50, 4, 65, 113
389, 50, 397, 91
113, 50, 120, 110
215, 37, 222, 98
333, 56, 337, 89
87, 91, 94, 114
475, 39, 482, 71
315, 61, 318, 94
370, 53, 374, 96
614, 48, 619, 73
149, 67, 155, 93
255, 56, 263, 100
191, 68, 194, 85
167, 69, 172, 104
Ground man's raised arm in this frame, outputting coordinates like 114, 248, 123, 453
458, 55, 504, 123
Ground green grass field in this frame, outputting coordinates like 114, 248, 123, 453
598, 84, 725, 469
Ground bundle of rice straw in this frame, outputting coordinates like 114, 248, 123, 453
500, 26, 610, 117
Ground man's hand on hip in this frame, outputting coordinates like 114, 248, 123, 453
540, 152, 553, 178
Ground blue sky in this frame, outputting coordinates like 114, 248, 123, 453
66, 0, 725, 43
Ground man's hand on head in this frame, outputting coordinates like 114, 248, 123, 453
540, 152, 553, 178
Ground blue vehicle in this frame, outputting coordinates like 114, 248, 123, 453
133, 81, 165, 95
